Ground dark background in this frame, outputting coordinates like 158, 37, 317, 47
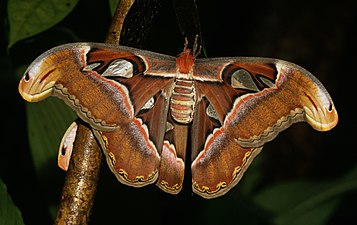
1, 0, 356, 224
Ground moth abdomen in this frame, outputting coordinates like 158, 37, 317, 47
170, 79, 196, 124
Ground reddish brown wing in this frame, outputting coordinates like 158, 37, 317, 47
18, 43, 187, 191
190, 57, 338, 198
85, 44, 187, 191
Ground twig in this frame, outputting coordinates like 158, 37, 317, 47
105, 0, 135, 45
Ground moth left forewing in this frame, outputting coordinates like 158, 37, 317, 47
230, 59, 337, 147
195, 57, 337, 148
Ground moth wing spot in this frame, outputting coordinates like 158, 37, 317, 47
141, 97, 155, 111
102, 59, 133, 78
231, 69, 259, 91
206, 103, 219, 121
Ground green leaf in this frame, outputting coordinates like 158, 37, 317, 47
0, 178, 25, 225
237, 154, 264, 197
109, 0, 120, 16
26, 98, 76, 176
25, 98, 76, 219
253, 166, 357, 225
7, 0, 79, 48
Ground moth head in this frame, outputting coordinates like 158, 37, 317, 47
18, 44, 88, 102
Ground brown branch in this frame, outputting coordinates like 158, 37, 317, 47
54, 122, 102, 225
54, 1, 135, 224
105, 0, 135, 45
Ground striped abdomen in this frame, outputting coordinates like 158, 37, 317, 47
170, 79, 196, 124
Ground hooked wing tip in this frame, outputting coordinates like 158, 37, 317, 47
18, 77, 54, 102
304, 103, 338, 131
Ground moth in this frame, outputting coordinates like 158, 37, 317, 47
18, 42, 338, 199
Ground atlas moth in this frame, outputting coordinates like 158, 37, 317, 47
19, 41, 338, 199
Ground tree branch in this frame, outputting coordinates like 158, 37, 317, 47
54, 1, 135, 224
54, 122, 101, 225
105, 0, 135, 45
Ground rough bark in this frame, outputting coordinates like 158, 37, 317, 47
54, 122, 102, 225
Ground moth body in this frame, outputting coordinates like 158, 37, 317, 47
170, 79, 196, 124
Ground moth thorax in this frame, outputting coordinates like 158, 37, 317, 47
170, 79, 196, 124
